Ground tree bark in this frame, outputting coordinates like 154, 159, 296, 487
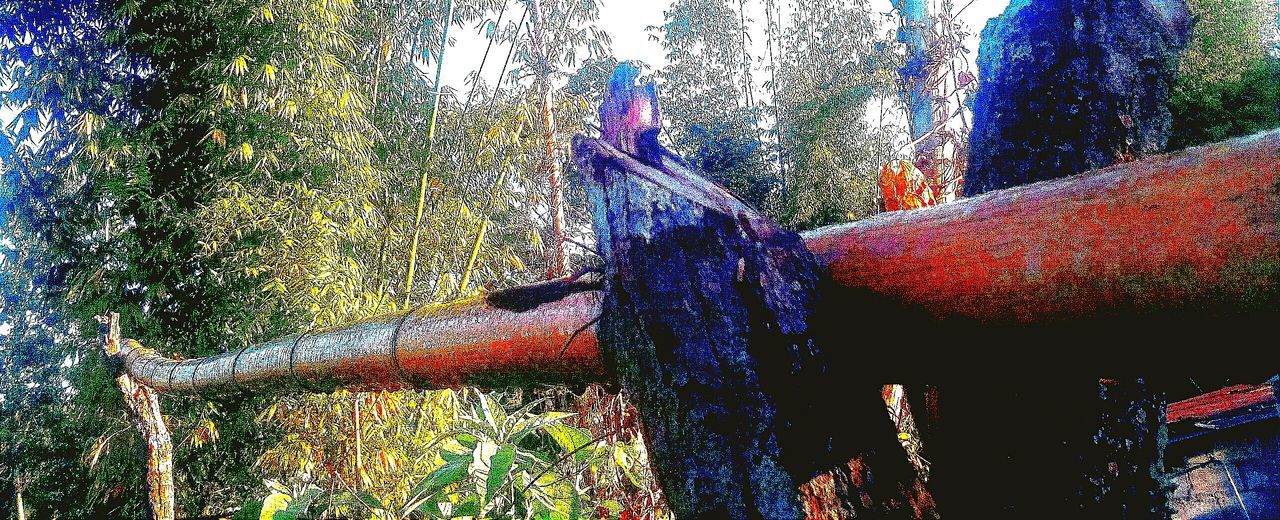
101, 313, 174, 520
577, 64, 937, 518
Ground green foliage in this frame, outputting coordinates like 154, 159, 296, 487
1170, 57, 1280, 150
403, 390, 603, 520
769, 0, 901, 229
1170, 0, 1280, 150
1177, 0, 1279, 90
650, 0, 902, 229
651, 0, 774, 208
1, 0, 919, 518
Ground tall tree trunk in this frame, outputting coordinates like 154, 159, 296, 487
892, 0, 933, 155
529, 0, 567, 278
100, 313, 174, 520
736, 0, 755, 110
764, 0, 785, 183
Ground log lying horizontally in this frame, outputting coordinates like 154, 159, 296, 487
117, 283, 606, 394
117, 128, 1280, 393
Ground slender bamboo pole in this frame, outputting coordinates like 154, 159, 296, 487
404, 0, 456, 308
459, 119, 525, 294
529, 0, 567, 277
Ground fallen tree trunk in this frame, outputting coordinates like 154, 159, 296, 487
114, 127, 1280, 392
115, 282, 606, 394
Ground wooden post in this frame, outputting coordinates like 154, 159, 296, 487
100, 313, 174, 520
15, 483, 25, 520
529, 0, 568, 277
577, 64, 937, 518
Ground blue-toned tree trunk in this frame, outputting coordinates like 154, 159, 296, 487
574, 64, 937, 519
892, 0, 933, 152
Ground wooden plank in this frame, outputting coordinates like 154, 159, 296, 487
1167, 384, 1276, 424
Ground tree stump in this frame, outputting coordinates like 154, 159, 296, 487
573, 64, 936, 518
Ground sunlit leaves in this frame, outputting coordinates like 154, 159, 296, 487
397, 390, 604, 519
228, 54, 252, 76
260, 63, 278, 84
187, 418, 221, 447
75, 112, 103, 138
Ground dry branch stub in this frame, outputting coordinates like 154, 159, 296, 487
100, 313, 175, 520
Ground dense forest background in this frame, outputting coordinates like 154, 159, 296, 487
0, 0, 1277, 518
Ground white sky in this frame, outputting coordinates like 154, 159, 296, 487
0, 1, 1013, 139
441, 0, 1012, 100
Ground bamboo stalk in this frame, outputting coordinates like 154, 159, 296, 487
404, 0, 456, 308
529, 0, 567, 278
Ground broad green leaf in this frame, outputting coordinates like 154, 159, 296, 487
230, 500, 263, 520
281, 484, 322, 517
484, 443, 517, 504
409, 449, 471, 511
357, 492, 382, 510
453, 494, 481, 517
260, 491, 290, 520
543, 422, 593, 462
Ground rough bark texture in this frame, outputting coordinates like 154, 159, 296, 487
964, 0, 1192, 195
102, 313, 174, 520
805, 129, 1280, 355
575, 64, 936, 518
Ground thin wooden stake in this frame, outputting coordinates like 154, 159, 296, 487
99, 313, 174, 520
